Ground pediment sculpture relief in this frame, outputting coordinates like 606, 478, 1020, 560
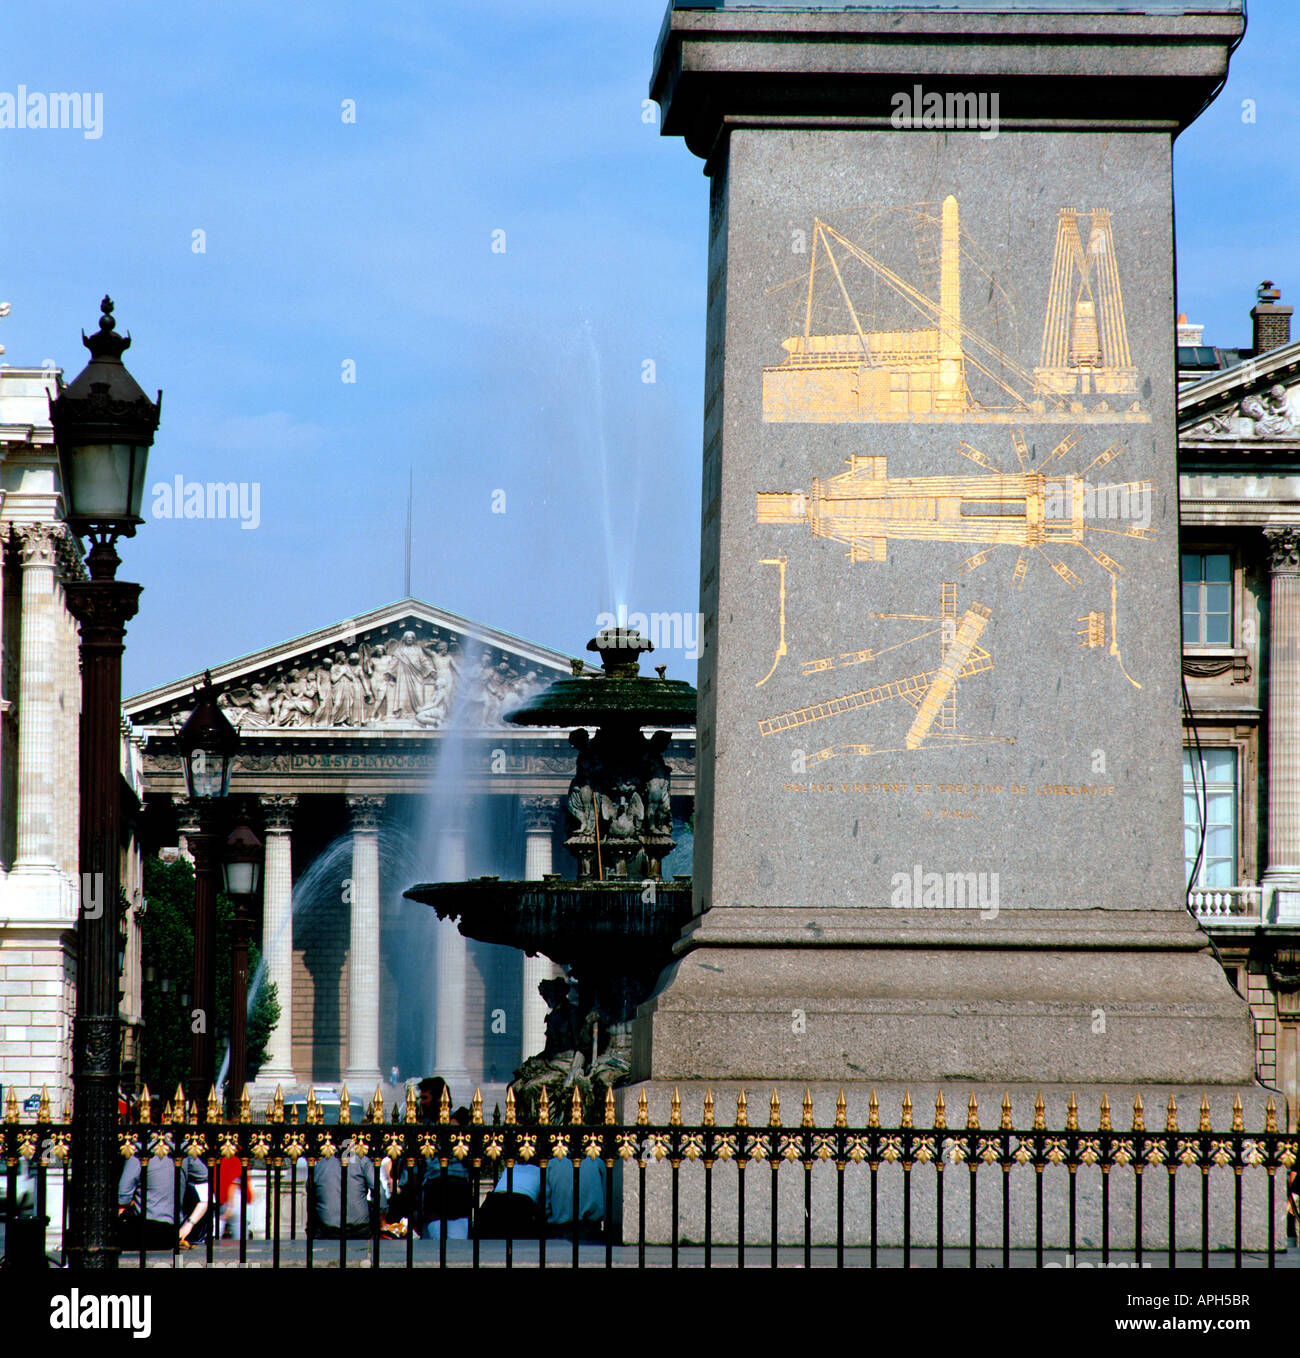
1189, 383, 1298, 439
209, 629, 551, 731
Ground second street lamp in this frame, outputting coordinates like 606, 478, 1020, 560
223, 816, 263, 1117
176, 672, 239, 1114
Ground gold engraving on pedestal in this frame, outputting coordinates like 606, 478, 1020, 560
755, 556, 788, 687
763, 197, 1147, 425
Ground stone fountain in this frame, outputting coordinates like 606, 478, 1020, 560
404, 628, 697, 1099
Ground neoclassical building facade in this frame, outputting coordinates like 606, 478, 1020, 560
1178, 293, 1300, 1129
124, 599, 697, 1105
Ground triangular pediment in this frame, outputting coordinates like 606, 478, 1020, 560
1179, 338, 1300, 442
125, 597, 589, 733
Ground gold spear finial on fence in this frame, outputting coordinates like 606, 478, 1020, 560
1131, 1093, 1144, 1132
62, 1102, 72, 1124
369, 1086, 383, 1123
769, 1090, 782, 1128
605, 1088, 617, 1126
1199, 1093, 1211, 1133
966, 1093, 979, 1131
3, 1089, 18, 1124
703, 1089, 715, 1127
1001, 1093, 1013, 1131
1265, 1095, 1277, 1133
272, 1085, 285, 1124
568, 1087, 581, 1126
38, 1087, 51, 1123
439, 1087, 451, 1124
1066, 1093, 1079, 1132
505, 1087, 516, 1125
406, 1083, 418, 1124
538, 1087, 550, 1126
139, 1085, 152, 1124
1034, 1092, 1046, 1132
1166, 1094, 1178, 1133
171, 1084, 184, 1123
289, 1100, 300, 1126
869, 1090, 880, 1129
802, 1089, 814, 1128
239, 1087, 252, 1124
207, 1085, 222, 1124
472, 1089, 484, 1125
735, 1090, 748, 1127
306, 1088, 319, 1125
670, 1088, 681, 1126
934, 1091, 946, 1130
901, 1091, 913, 1129
836, 1089, 847, 1129
1099, 1094, 1112, 1132
637, 1089, 649, 1126
1231, 1094, 1243, 1133
339, 1085, 352, 1125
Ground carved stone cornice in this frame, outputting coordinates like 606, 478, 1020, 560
346, 794, 385, 832
259, 793, 299, 833
522, 794, 559, 833
1182, 654, 1251, 684
1264, 525, 1300, 576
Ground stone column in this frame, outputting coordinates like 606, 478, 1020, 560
10, 525, 59, 886
345, 795, 384, 1086
521, 796, 560, 1062
1264, 527, 1300, 922
258, 795, 298, 1086
433, 818, 470, 1090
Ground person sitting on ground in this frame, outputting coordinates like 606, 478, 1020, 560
118, 1148, 210, 1251
310, 1138, 386, 1240
545, 1154, 606, 1242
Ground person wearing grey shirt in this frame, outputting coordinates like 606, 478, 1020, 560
310, 1143, 386, 1239
118, 1151, 210, 1250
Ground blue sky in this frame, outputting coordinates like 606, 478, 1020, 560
0, 0, 1293, 695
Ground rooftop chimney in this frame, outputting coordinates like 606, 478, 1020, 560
1176, 313, 1204, 346
1252, 280, 1292, 356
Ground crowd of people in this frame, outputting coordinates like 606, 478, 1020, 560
115, 1076, 607, 1250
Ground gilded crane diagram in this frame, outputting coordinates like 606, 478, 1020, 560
756, 581, 1009, 763
762, 197, 1146, 425
754, 429, 1155, 752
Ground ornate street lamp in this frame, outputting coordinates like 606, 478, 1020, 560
52, 296, 161, 1271
223, 816, 263, 1115
176, 673, 239, 1113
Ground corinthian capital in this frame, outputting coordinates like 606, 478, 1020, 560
15, 522, 57, 567
522, 795, 558, 833
259, 794, 299, 832
1264, 525, 1300, 576
346, 795, 385, 832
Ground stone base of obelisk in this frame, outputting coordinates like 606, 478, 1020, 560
614, 1083, 1285, 1253
619, 906, 1280, 1248
631, 907, 1257, 1086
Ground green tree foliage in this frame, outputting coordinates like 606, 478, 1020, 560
138, 855, 280, 1100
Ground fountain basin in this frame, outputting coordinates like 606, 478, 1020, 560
404, 878, 695, 978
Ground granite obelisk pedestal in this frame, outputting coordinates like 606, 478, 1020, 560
625, 3, 1266, 1243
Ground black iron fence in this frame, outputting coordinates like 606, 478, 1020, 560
4, 1084, 1297, 1268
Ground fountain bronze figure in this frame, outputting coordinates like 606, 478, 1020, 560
404, 628, 696, 1100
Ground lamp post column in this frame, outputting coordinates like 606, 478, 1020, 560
187, 804, 222, 1114
64, 538, 141, 1270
